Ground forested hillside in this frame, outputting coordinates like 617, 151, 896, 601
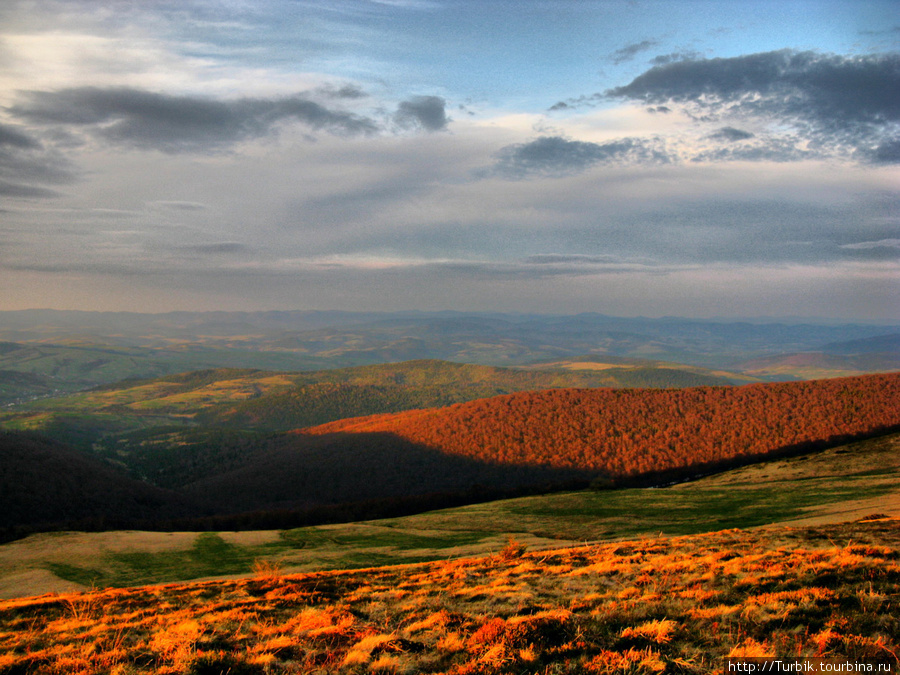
185, 373, 900, 517
3, 372, 898, 536
307, 373, 900, 479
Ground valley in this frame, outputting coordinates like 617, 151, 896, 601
3, 371, 898, 540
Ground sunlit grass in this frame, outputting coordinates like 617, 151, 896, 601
1, 517, 897, 674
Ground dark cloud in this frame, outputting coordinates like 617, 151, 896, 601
0, 122, 75, 197
691, 135, 816, 163
394, 95, 449, 131
10, 87, 381, 152
709, 127, 755, 141
548, 93, 605, 112
490, 135, 672, 179
610, 40, 659, 65
0, 123, 40, 149
869, 137, 900, 164
607, 50, 900, 163
317, 84, 368, 100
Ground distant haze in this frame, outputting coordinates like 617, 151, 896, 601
0, 1, 897, 321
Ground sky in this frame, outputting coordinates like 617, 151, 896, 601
0, 0, 898, 321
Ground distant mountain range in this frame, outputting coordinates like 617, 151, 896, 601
0, 310, 897, 405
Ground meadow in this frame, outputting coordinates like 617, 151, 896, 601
0, 516, 897, 674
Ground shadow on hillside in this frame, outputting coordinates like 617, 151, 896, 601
180, 431, 595, 526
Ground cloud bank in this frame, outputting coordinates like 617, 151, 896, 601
0, 1, 896, 321
607, 49, 900, 165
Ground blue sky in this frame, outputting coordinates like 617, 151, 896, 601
0, 0, 897, 320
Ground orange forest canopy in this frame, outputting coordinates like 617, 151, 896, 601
302, 373, 900, 480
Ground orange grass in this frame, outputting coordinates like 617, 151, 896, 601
0, 518, 898, 674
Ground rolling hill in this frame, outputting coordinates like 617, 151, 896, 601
3, 372, 898, 538
184, 373, 900, 517
1, 359, 747, 486
2, 309, 898, 378
4, 430, 895, 600
2, 429, 899, 670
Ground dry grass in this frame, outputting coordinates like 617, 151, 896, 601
1, 517, 898, 674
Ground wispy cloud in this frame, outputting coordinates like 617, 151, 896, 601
610, 39, 660, 65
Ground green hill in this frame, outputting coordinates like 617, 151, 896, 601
0, 359, 747, 485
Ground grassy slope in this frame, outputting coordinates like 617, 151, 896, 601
1, 519, 897, 673
2, 431, 897, 600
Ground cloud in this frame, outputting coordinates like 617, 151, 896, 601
610, 40, 660, 65
0, 122, 75, 197
490, 135, 672, 179
394, 95, 449, 131
0, 179, 61, 197
10, 86, 381, 152
548, 93, 605, 112
709, 127, 755, 141
869, 137, 900, 164
840, 238, 900, 260
606, 49, 900, 164
0, 123, 40, 149
691, 135, 816, 163
525, 254, 623, 265
316, 84, 369, 100
174, 242, 250, 255
148, 200, 207, 211
650, 51, 704, 66
841, 238, 900, 249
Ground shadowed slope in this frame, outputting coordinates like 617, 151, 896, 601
183, 431, 591, 515
0, 432, 201, 535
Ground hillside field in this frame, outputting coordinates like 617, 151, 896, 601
0, 518, 897, 674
